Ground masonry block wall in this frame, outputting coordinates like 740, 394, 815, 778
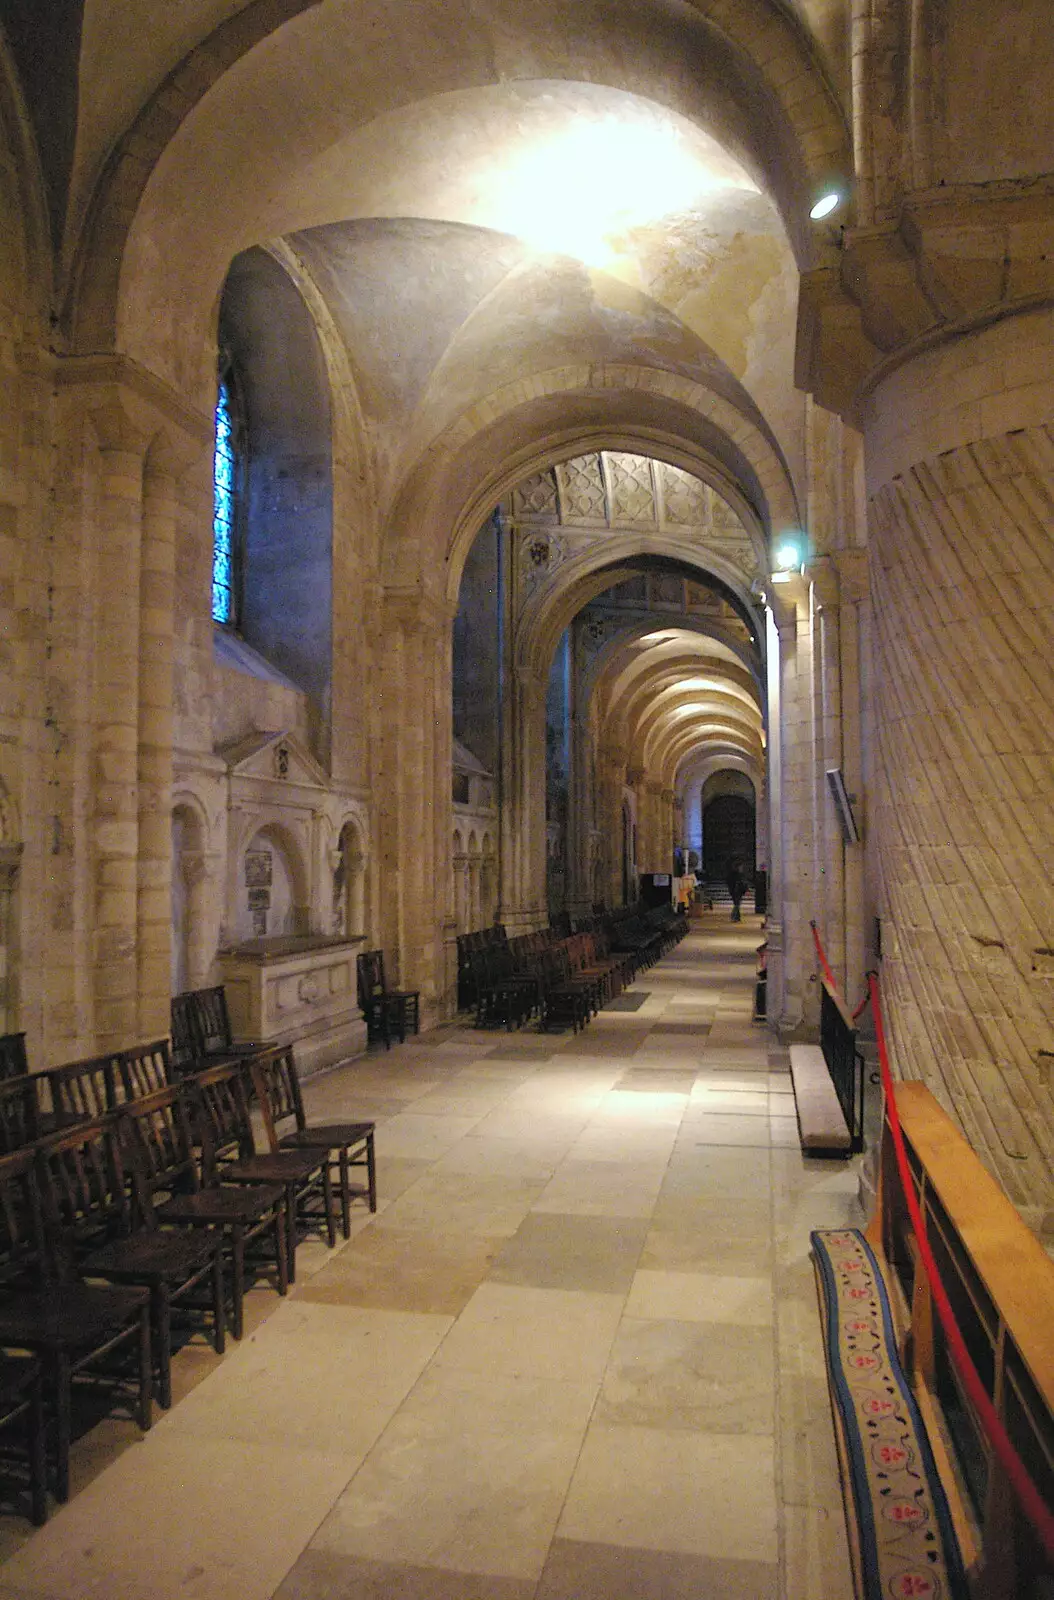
866, 309, 1054, 1225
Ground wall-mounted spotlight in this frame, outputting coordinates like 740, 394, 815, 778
771, 535, 805, 583
810, 190, 842, 221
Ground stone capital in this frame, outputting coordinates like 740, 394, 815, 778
55, 353, 213, 454
796, 179, 1054, 423
625, 766, 645, 788
832, 547, 869, 604
809, 555, 840, 609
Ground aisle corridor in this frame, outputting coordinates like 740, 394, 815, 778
0, 920, 862, 1600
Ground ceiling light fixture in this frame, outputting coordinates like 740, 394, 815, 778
773, 536, 805, 573
810, 190, 842, 221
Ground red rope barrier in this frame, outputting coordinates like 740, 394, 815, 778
868, 971, 1054, 1564
808, 920, 870, 1020
809, 919, 839, 992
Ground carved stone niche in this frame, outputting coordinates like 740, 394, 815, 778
218, 934, 368, 1079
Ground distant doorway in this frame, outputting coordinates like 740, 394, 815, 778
702, 794, 755, 881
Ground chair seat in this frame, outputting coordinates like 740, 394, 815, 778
217, 1150, 322, 1186
157, 1183, 285, 1224
0, 1351, 41, 1405
279, 1122, 373, 1150
0, 1284, 150, 1350
81, 1230, 217, 1285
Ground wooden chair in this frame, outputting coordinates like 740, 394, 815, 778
121, 1082, 287, 1343
0, 1145, 152, 1504
115, 1040, 171, 1102
0, 1076, 43, 1155
356, 951, 419, 1045
250, 1045, 376, 1239
170, 986, 263, 1074
40, 1052, 121, 1127
0, 1352, 47, 1524
169, 993, 201, 1075
0, 1033, 28, 1082
190, 1062, 336, 1286
41, 1116, 226, 1412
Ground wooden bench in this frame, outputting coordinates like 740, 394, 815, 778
867, 1083, 1054, 1598
789, 1044, 852, 1154
788, 978, 863, 1156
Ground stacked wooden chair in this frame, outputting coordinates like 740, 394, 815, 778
356, 950, 420, 1047
0, 1012, 378, 1521
170, 986, 265, 1075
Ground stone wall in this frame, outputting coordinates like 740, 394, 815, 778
865, 310, 1054, 1225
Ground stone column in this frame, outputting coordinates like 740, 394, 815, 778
811, 557, 850, 998
798, 180, 1054, 1223
866, 326, 1054, 1222
90, 403, 149, 1048
769, 589, 819, 1034
499, 666, 548, 932
136, 444, 179, 1040
376, 591, 452, 1023
660, 788, 676, 876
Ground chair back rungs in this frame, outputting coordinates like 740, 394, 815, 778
356, 951, 420, 1047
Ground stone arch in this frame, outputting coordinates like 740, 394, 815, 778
216, 246, 335, 715
395, 369, 799, 607
678, 754, 764, 871
516, 541, 766, 684
331, 811, 368, 940
170, 792, 212, 994
233, 815, 310, 942
0, 28, 52, 331
65, 0, 322, 350
585, 615, 763, 700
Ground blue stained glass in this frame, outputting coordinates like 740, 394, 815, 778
212, 378, 237, 624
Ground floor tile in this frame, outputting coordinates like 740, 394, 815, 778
377, 1113, 490, 1159
487, 1212, 648, 1293
531, 1159, 666, 1219
0, 1433, 358, 1600
374, 1170, 547, 1238
309, 1374, 590, 1581
781, 1502, 855, 1599
640, 1217, 774, 1276
625, 1268, 773, 1326
296, 1226, 501, 1315
615, 1069, 695, 1094
275, 1551, 536, 1599
535, 1538, 778, 1600
430, 1282, 624, 1385
159, 1300, 451, 1455
558, 1424, 778, 1562
595, 1316, 774, 1433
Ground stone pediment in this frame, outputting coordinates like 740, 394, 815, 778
217, 731, 328, 790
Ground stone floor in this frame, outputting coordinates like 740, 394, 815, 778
0, 915, 862, 1600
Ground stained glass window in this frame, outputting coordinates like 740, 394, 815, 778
212, 375, 238, 624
